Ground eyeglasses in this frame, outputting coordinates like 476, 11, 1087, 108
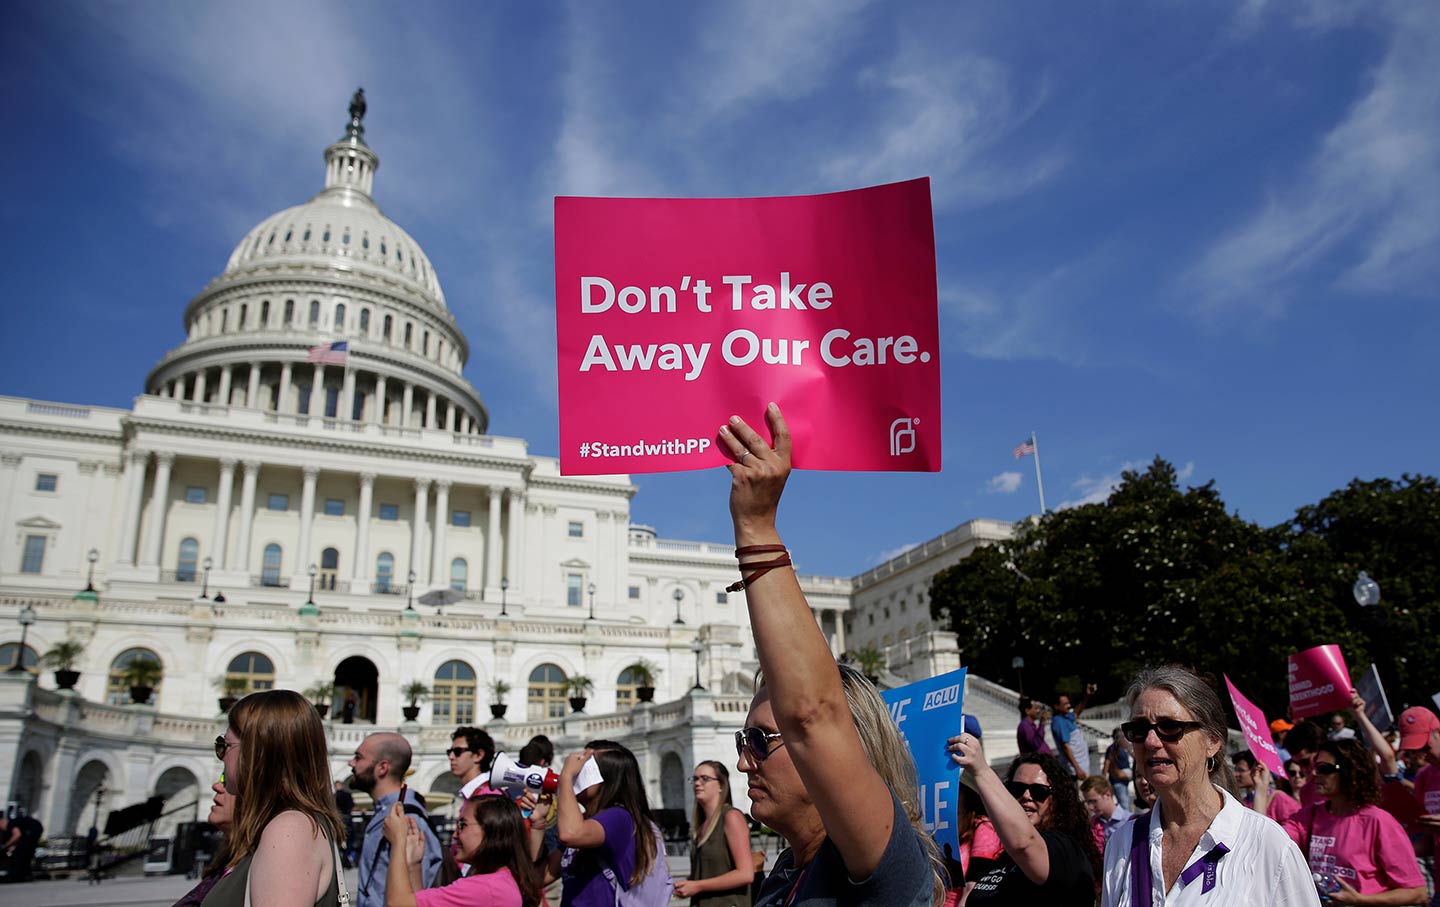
689, 775, 720, 785
1120, 719, 1205, 743
455, 819, 471, 832
215, 736, 237, 761
1312, 761, 1340, 776
445, 748, 473, 758
734, 728, 784, 763
1004, 781, 1053, 803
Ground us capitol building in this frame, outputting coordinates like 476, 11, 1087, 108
0, 95, 1013, 838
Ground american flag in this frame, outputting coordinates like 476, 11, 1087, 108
307, 341, 349, 365
1013, 437, 1036, 459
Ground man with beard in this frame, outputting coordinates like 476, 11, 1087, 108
348, 732, 441, 907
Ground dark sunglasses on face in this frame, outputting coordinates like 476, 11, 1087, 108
1312, 761, 1340, 776
1004, 781, 1053, 803
734, 727, 784, 762
445, 747, 473, 758
1120, 719, 1205, 743
215, 736, 236, 760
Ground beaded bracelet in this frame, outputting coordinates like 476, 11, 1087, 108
727, 544, 792, 592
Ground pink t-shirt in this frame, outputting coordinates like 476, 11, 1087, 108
1416, 764, 1440, 847
1265, 789, 1301, 824
1282, 803, 1424, 895
415, 866, 523, 907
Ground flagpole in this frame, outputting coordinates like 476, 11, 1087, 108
1031, 432, 1047, 514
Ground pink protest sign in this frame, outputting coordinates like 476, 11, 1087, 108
555, 178, 941, 476
1288, 644, 1353, 720
1224, 675, 1286, 779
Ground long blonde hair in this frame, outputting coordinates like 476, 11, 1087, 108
690, 760, 735, 844
226, 689, 345, 867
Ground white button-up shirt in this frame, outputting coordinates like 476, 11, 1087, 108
1101, 785, 1319, 907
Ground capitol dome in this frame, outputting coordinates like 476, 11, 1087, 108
144, 90, 488, 433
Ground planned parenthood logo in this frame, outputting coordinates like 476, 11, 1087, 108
889, 417, 917, 456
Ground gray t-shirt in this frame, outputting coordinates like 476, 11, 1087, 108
755, 790, 933, 907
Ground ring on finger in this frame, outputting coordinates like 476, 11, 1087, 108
738, 451, 752, 462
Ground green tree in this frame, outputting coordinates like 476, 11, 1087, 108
931, 458, 1365, 715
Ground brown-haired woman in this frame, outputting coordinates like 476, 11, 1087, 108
673, 760, 753, 907
1268, 738, 1426, 903
384, 794, 542, 907
202, 689, 348, 907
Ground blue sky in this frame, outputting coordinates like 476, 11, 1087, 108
3, 1, 1437, 579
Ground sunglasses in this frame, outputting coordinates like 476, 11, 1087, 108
445, 748, 473, 758
1312, 761, 1340, 776
1004, 781, 1053, 803
734, 727, 784, 763
689, 775, 720, 785
1120, 719, 1204, 743
215, 736, 237, 760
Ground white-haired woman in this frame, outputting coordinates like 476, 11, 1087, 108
719, 404, 944, 906
1100, 665, 1317, 906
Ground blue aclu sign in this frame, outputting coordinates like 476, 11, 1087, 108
881, 667, 966, 856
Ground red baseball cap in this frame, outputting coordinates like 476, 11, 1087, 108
1397, 706, 1440, 751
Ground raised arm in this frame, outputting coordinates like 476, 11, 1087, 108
948, 734, 1051, 885
1349, 689, 1398, 777
720, 405, 896, 880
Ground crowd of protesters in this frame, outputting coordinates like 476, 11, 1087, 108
148, 404, 1440, 907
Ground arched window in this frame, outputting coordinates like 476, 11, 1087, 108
108, 647, 162, 705
423, 330, 430, 355
225, 651, 276, 695
528, 664, 568, 720
0, 642, 38, 674
176, 537, 200, 582
309, 300, 320, 326
449, 558, 467, 593
260, 300, 270, 326
320, 547, 340, 591
239, 303, 248, 329
382, 314, 393, 341
375, 552, 395, 593
616, 666, 648, 710
261, 544, 283, 586
334, 303, 346, 331
404, 323, 413, 349
359, 308, 370, 333
220, 309, 229, 333
284, 299, 294, 326
433, 660, 476, 725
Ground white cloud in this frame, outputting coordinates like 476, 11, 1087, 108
1185, 4, 1440, 315
986, 471, 1023, 494
872, 542, 920, 565
1177, 460, 1196, 482
1059, 471, 1125, 509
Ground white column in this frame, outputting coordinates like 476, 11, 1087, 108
505, 490, 524, 590
485, 486, 503, 595
246, 366, 262, 408
192, 370, 208, 403
459, 412, 470, 434
410, 479, 430, 584
212, 458, 237, 569
170, 380, 182, 399
115, 450, 148, 566
294, 465, 319, 584
402, 382, 414, 427
431, 480, 451, 588
234, 460, 260, 574
445, 401, 456, 431
373, 375, 388, 424
278, 363, 293, 413
352, 472, 375, 588
342, 368, 356, 421
140, 452, 175, 566
424, 392, 437, 429
309, 365, 326, 417
833, 609, 847, 653
217, 366, 233, 406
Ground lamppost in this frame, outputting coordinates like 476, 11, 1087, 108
1012, 655, 1026, 695
306, 564, 318, 606
84, 548, 99, 592
9, 604, 36, 673
690, 638, 705, 692
201, 556, 214, 600
500, 577, 509, 617
1353, 570, 1402, 703
672, 588, 685, 625
1353, 571, 1380, 608
405, 570, 417, 612
587, 582, 597, 621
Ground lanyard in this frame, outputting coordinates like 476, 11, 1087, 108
783, 865, 808, 907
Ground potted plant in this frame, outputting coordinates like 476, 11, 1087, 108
624, 659, 660, 703
401, 681, 429, 722
849, 645, 886, 686
214, 676, 247, 713
304, 681, 334, 719
122, 656, 164, 705
566, 675, 594, 713
41, 639, 85, 690
488, 679, 511, 719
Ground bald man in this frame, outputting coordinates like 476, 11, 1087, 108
349, 733, 442, 907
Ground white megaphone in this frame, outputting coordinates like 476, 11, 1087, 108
490, 752, 560, 794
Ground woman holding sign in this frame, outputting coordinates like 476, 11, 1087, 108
719, 404, 944, 906
1098, 665, 1315, 906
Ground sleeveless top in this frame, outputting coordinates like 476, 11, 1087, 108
200, 826, 342, 907
690, 804, 752, 907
